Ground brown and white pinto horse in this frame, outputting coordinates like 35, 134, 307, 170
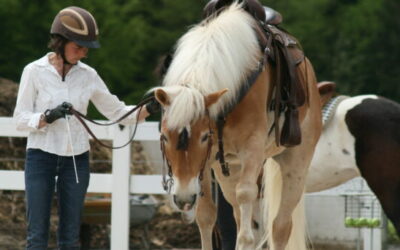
306, 92, 400, 236
154, 2, 321, 250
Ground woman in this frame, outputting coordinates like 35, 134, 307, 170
13, 6, 159, 249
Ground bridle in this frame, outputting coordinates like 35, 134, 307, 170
160, 110, 214, 194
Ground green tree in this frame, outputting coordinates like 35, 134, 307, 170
263, 0, 399, 99
1, 0, 400, 108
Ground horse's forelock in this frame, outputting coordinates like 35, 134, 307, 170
164, 87, 206, 130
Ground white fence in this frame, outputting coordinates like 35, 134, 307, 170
0, 117, 166, 250
307, 178, 384, 250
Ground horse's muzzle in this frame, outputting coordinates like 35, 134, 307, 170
173, 194, 197, 211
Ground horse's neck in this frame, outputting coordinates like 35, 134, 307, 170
215, 69, 270, 154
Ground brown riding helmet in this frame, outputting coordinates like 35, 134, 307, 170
51, 6, 100, 48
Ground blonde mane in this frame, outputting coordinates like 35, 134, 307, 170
162, 2, 262, 129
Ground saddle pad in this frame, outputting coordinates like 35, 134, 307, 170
322, 95, 349, 127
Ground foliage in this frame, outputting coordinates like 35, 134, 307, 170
0, 0, 205, 118
388, 220, 400, 243
263, 0, 400, 100
1, 0, 399, 118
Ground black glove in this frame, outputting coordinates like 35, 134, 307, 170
143, 91, 161, 115
145, 97, 161, 115
44, 102, 73, 124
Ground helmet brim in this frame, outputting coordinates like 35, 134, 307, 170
75, 40, 101, 49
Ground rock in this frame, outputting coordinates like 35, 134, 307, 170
0, 77, 18, 116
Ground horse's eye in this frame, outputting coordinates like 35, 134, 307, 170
161, 134, 168, 142
201, 133, 209, 143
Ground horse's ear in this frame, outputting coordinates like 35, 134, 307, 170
205, 88, 228, 108
155, 89, 171, 107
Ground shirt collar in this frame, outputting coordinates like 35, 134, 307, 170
36, 52, 89, 71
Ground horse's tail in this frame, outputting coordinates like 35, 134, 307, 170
260, 158, 308, 250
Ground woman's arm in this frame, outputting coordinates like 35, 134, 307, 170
13, 65, 47, 131
90, 73, 149, 125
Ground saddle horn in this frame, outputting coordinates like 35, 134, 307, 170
203, 0, 235, 18
243, 0, 266, 22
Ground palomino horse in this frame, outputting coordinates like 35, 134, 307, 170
208, 84, 400, 248
306, 88, 400, 236
153, 1, 322, 250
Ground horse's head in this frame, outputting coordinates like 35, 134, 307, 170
155, 86, 227, 211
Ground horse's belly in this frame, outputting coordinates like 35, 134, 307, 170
306, 167, 359, 193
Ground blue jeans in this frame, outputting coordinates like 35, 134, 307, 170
25, 149, 90, 250
216, 185, 236, 250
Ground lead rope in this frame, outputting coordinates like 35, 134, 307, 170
65, 114, 79, 184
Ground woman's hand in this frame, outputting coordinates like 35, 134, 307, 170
44, 102, 73, 124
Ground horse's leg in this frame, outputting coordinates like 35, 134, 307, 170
213, 157, 242, 230
267, 113, 321, 249
268, 143, 316, 250
195, 167, 217, 250
235, 136, 264, 250
267, 152, 311, 250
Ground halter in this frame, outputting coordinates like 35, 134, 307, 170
160, 110, 214, 195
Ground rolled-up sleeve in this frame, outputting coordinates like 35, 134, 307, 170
90, 73, 141, 125
13, 65, 46, 132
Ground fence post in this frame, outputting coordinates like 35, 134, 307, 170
110, 125, 131, 250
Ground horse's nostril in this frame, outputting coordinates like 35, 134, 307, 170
191, 194, 197, 205
173, 195, 185, 210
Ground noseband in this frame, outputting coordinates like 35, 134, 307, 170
160, 110, 214, 194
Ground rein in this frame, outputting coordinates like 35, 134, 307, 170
69, 96, 154, 149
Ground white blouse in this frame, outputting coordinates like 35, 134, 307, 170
13, 53, 141, 156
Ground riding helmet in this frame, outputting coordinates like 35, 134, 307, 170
50, 6, 100, 48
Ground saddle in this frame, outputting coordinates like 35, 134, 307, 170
204, 0, 307, 147
204, 0, 282, 25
